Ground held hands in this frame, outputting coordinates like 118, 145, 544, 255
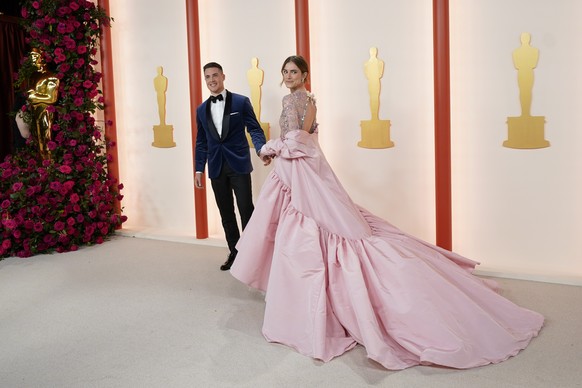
258, 144, 274, 166
260, 154, 273, 166
258, 145, 275, 166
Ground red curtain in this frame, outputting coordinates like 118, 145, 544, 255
0, 15, 27, 161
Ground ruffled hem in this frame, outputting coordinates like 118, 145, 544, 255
232, 153, 543, 371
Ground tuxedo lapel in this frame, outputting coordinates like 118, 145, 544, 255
221, 91, 232, 140
205, 100, 220, 141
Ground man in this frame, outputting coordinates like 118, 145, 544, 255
195, 62, 270, 271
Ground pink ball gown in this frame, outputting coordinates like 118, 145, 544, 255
230, 89, 543, 370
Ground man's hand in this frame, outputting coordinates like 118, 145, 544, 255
260, 154, 273, 166
195, 172, 204, 189
258, 145, 274, 166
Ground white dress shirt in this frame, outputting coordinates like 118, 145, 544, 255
210, 90, 226, 136
196, 90, 227, 175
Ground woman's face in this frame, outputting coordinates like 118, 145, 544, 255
282, 61, 304, 92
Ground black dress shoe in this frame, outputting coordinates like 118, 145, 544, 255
220, 252, 236, 271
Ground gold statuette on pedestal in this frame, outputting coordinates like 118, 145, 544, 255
246, 57, 270, 148
358, 47, 393, 149
152, 66, 176, 148
27, 48, 59, 159
504, 33, 549, 149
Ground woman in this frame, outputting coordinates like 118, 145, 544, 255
230, 55, 543, 370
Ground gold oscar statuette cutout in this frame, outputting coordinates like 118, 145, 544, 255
358, 47, 393, 149
504, 33, 549, 149
152, 66, 176, 148
246, 57, 270, 148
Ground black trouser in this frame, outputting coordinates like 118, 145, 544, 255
210, 161, 254, 254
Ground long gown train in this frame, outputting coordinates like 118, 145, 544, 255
230, 99, 543, 370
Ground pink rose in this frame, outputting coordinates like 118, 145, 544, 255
50, 181, 61, 191
2, 239, 11, 250
63, 181, 75, 190
3, 219, 17, 229
59, 165, 73, 174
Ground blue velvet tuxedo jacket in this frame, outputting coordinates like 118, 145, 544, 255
195, 90, 266, 179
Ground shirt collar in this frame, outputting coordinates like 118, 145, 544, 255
212, 90, 226, 99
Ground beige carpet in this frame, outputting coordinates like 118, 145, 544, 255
0, 235, 581, 388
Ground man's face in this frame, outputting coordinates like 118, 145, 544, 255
204, 67, 225, 95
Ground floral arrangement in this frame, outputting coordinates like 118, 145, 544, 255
0, 0, 126, 259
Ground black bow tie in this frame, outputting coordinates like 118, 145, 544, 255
209, 94, 223, 103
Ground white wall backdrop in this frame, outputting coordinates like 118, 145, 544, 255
450, 0, 582, 282
108, 0, 582, 284
309, 0, 435, 242
109, 0, 195, 238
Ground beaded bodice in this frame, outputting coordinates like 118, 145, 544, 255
279, 90, 318, 137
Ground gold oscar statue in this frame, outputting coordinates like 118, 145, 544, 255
504, 33, 549, 149
27, 48, 59, 159
152, 66, 176, 148
358, 47, 393, 149
246, 57, 270, 148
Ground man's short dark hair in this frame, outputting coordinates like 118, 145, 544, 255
203, 62, 223, 72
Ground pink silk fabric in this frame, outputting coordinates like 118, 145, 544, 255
231, 127, 543, 370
